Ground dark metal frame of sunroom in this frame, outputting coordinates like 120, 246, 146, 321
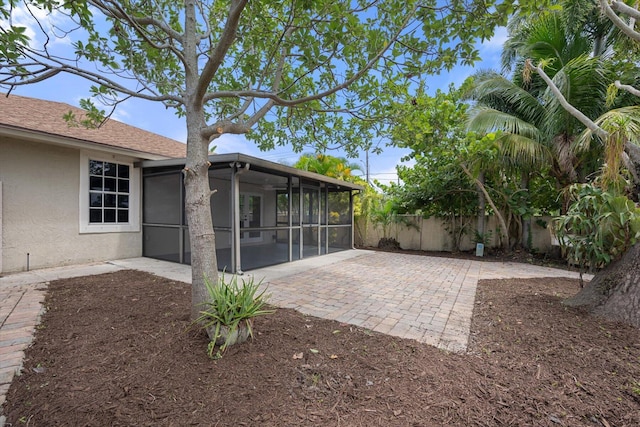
140, 153, 362, 273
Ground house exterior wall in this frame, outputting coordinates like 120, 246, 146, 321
0, 137, 142, 273
0, 181, 3, 273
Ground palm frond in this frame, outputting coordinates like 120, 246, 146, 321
498, 133, 552, 169
542, 54, 611, 137
576, 106, 640, 189
467, 106, 542, 141
467, 72, 545, 125
578, 106, 640, 149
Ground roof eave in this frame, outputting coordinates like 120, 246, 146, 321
141, 152, 364, 191
0, 124, 177, 161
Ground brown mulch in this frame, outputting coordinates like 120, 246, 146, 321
4, 268, 640, 426
362, 245, 573, 270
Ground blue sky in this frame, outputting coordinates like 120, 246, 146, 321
4, 7, 507, 186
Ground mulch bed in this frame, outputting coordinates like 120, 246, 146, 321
363, 245, 574, 270
3, 268, 639, 426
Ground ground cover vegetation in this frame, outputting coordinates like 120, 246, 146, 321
521, 1, 640, 328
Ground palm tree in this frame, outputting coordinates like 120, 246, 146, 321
464, 3, 639, 247
464, 4, 640, 199
293, 153, 363, 182
575, 106, 640, 193
469, 9, 617, 180
465, 71, 550, 176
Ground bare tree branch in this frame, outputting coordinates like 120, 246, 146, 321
91, 1, 185, 61
201, 2, 419, 117
89, 0, 184, 43
2, 55, 183, 105
600, 0, 640, 42
611, 0, 640, 20
201, 25, 294, 139
528, 59, 609, 140
202, 6, 297, 125
195, 0, 213, 42
0, 68, 61, 84
531, 61, 640, 186
622, 151, 640, 184
615, 80, 640, 97
196, 0, 248, 104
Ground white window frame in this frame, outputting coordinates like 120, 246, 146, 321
79, 152, 140, 233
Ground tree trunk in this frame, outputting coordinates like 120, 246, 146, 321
461, 164, 510, 252
184, 115, 219, 322
624, 142, 640, 196
182, 0, 219, 325
565, 243, 640, 328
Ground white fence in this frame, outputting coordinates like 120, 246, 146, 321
355, 215, 556, 253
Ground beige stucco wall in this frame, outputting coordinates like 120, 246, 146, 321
356, 214, 555, 254
0, 137, 142, 273
0, 181, 3, 272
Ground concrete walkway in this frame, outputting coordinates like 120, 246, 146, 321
0, 250, 586, 424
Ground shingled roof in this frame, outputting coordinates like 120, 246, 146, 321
0, 93, 186, 159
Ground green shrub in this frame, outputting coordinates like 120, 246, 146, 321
554, 184, 640, 273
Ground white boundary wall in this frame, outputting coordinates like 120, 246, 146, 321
355, 214, 555, 253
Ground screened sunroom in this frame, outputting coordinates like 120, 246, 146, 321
141, 153, 362, 273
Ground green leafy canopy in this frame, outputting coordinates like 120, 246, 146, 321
1, 0, 549, 154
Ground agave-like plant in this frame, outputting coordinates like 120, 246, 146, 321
196, 273, 274, 358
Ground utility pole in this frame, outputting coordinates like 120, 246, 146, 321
365, 150, 370, 184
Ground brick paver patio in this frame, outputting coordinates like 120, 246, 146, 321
263, 253, 479, 351
260, 251, 585, 352
0, 282, 47, 411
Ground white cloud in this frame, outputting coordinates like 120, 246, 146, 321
5, 3, 75, 48
480, 26, 509, 53
109, 107, 130, 123
70, 94, 130, 122
215, 134, 256, 154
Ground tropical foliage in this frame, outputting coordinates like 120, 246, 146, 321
382, 0, 640, 258
387, 83, 559, 251
466, 10, 620, 189
293, 154, 363, 183
554, 184, 640, 276
510, 1, 640, 273
290, 153, 387, 246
